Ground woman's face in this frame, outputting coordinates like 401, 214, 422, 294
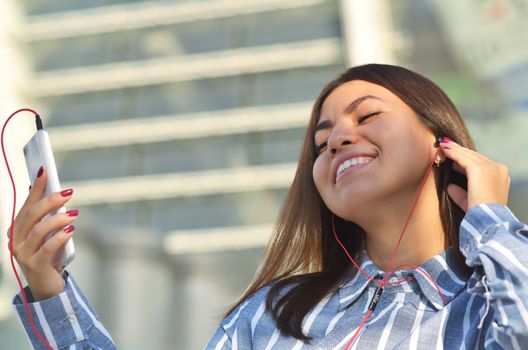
312, 80, 436, 222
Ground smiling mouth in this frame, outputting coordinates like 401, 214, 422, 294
335, 156, 376, 182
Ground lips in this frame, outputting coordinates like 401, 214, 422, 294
333, 152, 377, 183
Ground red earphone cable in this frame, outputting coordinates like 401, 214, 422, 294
333, 147, 446, 350
345, 309, 372, 348
382, 148, 441, 280
2, 108, 55, 350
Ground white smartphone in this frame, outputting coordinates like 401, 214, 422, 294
23, 126, 75, 271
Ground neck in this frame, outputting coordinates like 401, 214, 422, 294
358, 177, 446, 272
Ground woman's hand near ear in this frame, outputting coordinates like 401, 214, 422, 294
438, 137, 510, 212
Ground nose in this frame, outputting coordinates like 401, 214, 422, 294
327, 118, 359, 156
327, 129, 359, 156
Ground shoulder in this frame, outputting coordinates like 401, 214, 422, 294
219, 278, 300, 337
219, 284, 272, 336
207, 282, 293, 350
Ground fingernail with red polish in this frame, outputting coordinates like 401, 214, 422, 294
61, 188, 73, 197
441, 136, 453, 143
64, 225, 75, 234
37, 166, 44, 178
66, 209, 79, 217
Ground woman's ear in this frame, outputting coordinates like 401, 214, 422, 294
430, 135, 445, 165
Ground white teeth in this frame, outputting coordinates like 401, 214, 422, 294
336, 157, 374, 178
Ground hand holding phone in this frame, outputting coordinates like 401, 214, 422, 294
23, 121, 75, 270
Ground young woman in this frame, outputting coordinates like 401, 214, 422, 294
10, 64, 528, 349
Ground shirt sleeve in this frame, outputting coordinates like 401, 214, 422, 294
12, 271, 116, 350
459, 203, 528, 349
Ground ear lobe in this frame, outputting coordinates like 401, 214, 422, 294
434, 154, 443, 167
434, 148, 448, 166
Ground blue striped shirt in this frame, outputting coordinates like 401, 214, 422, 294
12, 204, 528, 349
205, 204, 528, 349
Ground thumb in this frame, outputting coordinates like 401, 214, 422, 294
447, 183, 468, 212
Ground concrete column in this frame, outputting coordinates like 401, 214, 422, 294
339, 0, 396, 66
0, 0, 34, 320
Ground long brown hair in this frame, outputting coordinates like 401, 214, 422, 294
224, 64, 475, 341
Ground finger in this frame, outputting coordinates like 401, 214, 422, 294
447, 183, 468, 212
11, 168, 49, 239
440, 145, 481, 175
12, 189, 74, 245
19, 166, 48, 213
34, 226, 75, 267
22, 210, 78, 255
440, 140, 492, 166
437, 147, 464, 174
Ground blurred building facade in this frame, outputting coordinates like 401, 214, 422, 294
0, 0, 527, 349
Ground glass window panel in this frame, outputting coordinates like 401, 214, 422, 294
30, 18, 232, 71
44, 75, 240, 127
44, 65, 342, 127
30, 34, 115, 71
73, 200, 145, 234
133, 18, 232, 60
45, 89, 125, 127
56, 146, 132, 182
141, 127, 305, 175
252, 65, 344, 106
28, 1, 340, 71
21, 0, 203, 16
134, 76, 241, 118
245, 1, 340, 47
149, 189, 289, 232
56, 127, 305, 181
76, 189, 288, 235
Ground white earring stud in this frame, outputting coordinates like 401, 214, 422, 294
434, 155, 441, 167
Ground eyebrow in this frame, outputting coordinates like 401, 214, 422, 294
314, 95, 382, 134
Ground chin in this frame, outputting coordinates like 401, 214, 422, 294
326, 199, 362, 221
326, 190, 381, 221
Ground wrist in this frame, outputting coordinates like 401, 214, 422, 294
28, 273, 67, 301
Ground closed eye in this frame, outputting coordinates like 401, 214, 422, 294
315, 141, 328, 155
314, 112, 379, 156
358, 111, 380, 124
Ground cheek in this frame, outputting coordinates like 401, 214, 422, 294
312, 156, 329, 194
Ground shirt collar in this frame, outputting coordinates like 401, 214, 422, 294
410, 248, 469, 310
337, 248, 468, 311
337, 251, 384, 311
